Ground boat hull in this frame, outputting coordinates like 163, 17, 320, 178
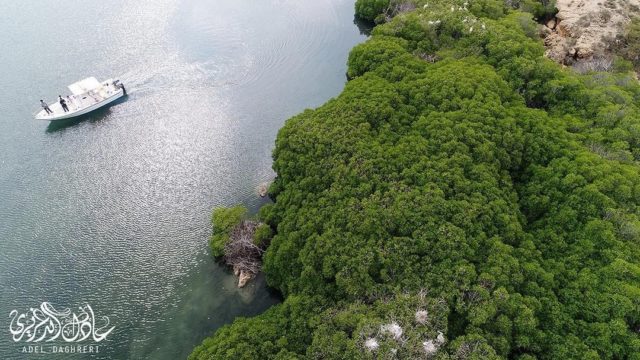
35, 89, 124, 121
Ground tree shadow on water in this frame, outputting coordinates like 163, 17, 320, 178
353, 16, 374, 36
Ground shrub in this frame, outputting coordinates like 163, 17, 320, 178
253, 223, 273, 247
355, 0, 390, 22
209, 206, 247, 257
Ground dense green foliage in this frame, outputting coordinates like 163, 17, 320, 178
192, 1, 640, 359
209, 206, 247, 257
355, 0, 557, 23
355, 0, 390, 21
253, 223, 274, 247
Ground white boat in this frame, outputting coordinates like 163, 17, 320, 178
35, 77, 126, 121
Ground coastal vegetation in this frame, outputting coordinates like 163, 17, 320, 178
192, 1, 640, 358
210, 206, 271, 287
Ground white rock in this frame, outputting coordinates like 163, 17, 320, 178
546, 18, 556, 30
256, 182, 269, 197
237, 270, 253, 288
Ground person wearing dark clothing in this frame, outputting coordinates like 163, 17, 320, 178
40, 100, 53, 115
59, 95, 69, 112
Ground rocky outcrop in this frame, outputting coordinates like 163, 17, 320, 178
256, 182, 270, 197
543, 0, 640, 64
233, 265, 255, 288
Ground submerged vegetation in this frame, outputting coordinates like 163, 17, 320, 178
192, 0, 640, 358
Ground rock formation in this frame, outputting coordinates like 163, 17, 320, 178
256, 182, 270, 198
543, 0, 640, 64
237, 269, 253, 288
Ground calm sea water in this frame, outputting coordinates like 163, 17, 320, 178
0, 0, 367, 358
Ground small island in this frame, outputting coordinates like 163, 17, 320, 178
209, 206, 273, 288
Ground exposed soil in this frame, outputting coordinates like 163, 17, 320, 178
543, 0, 640, 64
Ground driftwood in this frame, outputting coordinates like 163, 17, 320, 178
224, 220, 263, 287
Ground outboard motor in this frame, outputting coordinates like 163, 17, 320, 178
113, 79, 126, 95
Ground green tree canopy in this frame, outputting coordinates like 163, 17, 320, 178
192, 2, 640, 359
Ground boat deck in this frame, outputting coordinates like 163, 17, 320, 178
37, 83, 122, 120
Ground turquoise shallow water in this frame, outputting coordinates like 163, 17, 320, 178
0, 1, 367, 358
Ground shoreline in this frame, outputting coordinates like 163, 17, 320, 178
190, 1, 640, 358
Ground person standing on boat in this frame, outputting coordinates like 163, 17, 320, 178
58, 95, 69, 112
40, 100, 53, 115
66, 95, 77, 110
